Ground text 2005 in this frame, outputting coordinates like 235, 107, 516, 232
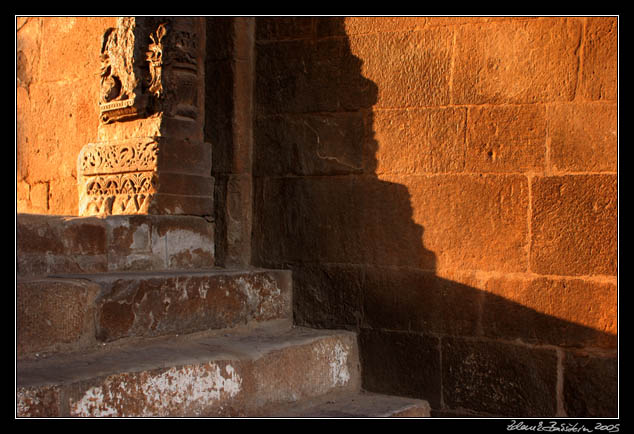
594, 423, 619, 433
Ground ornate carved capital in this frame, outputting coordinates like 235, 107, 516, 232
78, 138, 159, 216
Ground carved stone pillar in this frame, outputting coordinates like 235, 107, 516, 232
78, 17, 212, 217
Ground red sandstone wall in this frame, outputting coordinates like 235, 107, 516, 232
17, 17, 118, 215
253, 17, 618, 417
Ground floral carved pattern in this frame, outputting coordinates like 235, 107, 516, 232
146, 23, 167, 99
80, 172, 156, 216
78, 139, 159, 216
79, 139, 158, 175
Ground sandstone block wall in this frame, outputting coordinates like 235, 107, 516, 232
252, 17, 618, 417
17, 17, 118, 215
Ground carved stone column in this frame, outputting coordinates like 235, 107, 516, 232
78, 17, 212, 217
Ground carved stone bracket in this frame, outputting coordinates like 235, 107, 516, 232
99, 18, 167, 123
98, 17, 203, 125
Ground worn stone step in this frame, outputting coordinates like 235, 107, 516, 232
17, 277, 102, 359
16, 213, 215, 277
266, 390, 431, 418
17, 268, 292, 359
16, 323, 361, 417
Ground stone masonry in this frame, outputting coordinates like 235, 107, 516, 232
252, 17, 618, 418
16, 16, 617, 418
15, 16, 431, 418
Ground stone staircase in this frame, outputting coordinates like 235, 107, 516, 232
16, 214, 431, 417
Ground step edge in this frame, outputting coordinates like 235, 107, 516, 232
16, 325, 361, 417
16, 324, 357, 388
262, 390, 432, 418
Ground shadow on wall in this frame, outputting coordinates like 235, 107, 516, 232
252, 17, 617, 418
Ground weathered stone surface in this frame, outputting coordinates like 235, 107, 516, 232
371, 107, 467, 175
441, 337, 558, 416
154, 173, 214, 197
254, 176, 351, 264
256, 17, 315, 41
390, 174, 529, 272
423, 16, 538, 27
82, 269, 291, 342
268, 390, 431, 417
38, 17, 115, 83
581, 17, 618, 101
17, 278, 101, 358
213, 174, 253, 266
205, 57, 235, 172
290, 263, 364, 330
205, 17, 234, 61
548, 102, 618, 172
359, 329, 441, 408
465, 105, 547, 173
452, 18, 583, 104
482, 275, 617, 348
17, 214, 69, 256
253, 175, 430, 268
16, 385, 62, 417
254, 112, 366, 177
341, 17, 425, 36
96, 17, 153, 125
17, 214, 215, 276
347, 27, 453, 108
362, 267, 481, 337
205, 18, 255, 267
17, 214, 109, 276
250, 331, 360, 411
16, 15, 620, 421
563, 350, 618, 417
17, 325, 360, 417
107, 214, 213, 271
78, 139, 158, 176
256, 36, 377, 115
149, 192, 214, 217
255, 173, 529, 273
17, 81, 96, 214
530, 175, 617, 276
256, 39, 328, 114
257, 16, 429, 43
150, 215, 215, 269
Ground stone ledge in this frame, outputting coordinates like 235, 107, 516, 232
16, 213, 215, 277
63, 268, 292, 343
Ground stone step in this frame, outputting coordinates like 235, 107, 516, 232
17, 268, 292, 359
16, 323, 362, 417
16, 213, 215, 277
266, 390, 431, 418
